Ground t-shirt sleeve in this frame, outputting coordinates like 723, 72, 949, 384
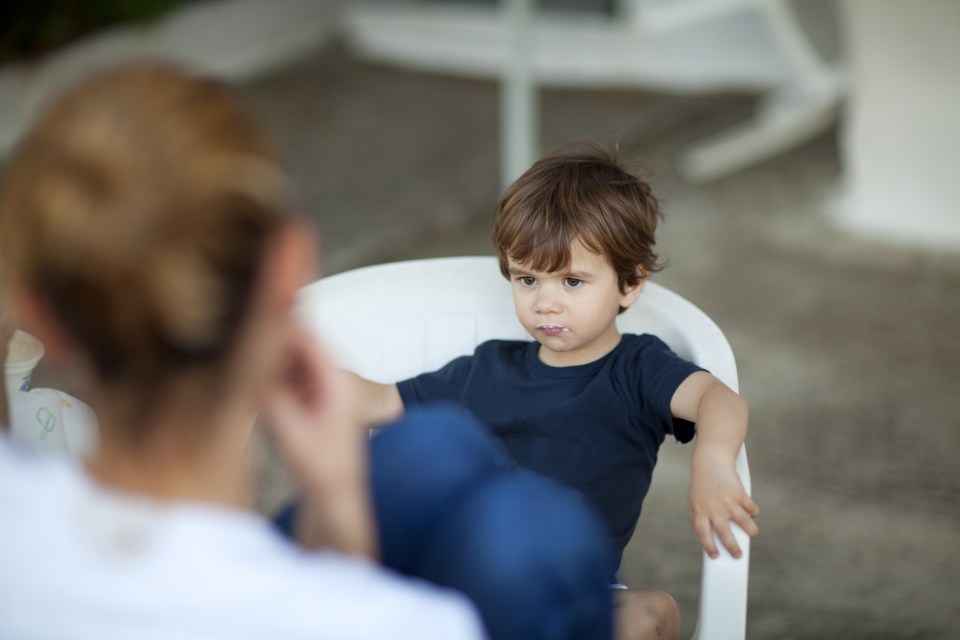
396, 354, 475, 409
630, 335, 706, 443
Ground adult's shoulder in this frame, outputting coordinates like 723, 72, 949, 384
0, 475, 484, 640
215, 526, 485, 639
288, 551, 485, 639
0, 435, 77, 501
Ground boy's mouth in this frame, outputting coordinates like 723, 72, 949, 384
537, 323, 570, 337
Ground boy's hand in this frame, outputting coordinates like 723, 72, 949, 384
671, 372, 758, 559
263, 326, 377, 559
688, 451, 759, 559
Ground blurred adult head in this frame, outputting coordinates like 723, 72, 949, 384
0, 63, 312, 442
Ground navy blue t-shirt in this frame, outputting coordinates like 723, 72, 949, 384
397, 333, 705, 576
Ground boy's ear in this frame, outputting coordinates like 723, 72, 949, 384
619, 271, 648, 309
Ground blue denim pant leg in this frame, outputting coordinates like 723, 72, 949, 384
276, 405, 612, 640
367, 405, 509, 573
411, 468, 613, 640
272, 404, 503, 551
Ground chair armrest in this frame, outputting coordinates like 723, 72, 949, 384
691, 444, 751, 640
691, 525, 750, 640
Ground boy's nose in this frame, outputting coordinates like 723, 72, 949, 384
533, 288, 562, 314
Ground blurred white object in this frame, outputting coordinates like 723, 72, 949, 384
7, 389, 99, 459
833, 0, 960, 249
667, 0, 844, 181
4, 329, 99, 458
4, 330, 44, 396
501, 0, 538, 189
0, 435, 484, 640
346, 0, 842, 183
346, 2, 789, 91
297, 256, 752, 640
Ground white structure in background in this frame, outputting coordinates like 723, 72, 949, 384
3, 0, 955, 249
350, 0, 960, 251
344, 0, 843, 185
631, 0, 843, 182
502, 0, 539, 187
834, 0, 960, 249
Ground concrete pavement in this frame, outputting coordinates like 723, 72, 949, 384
240, 48, 960, 638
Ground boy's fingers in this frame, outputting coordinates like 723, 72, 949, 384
713, 520, 742, 559
732, 507, 760, 540
693, 518, 718, 559
744, 497, 760, 517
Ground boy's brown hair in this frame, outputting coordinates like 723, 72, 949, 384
493, 141, 664, 299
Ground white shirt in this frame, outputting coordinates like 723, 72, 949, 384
0, 437, 486, 640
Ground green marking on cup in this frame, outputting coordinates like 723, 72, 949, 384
37, 407, 56, 441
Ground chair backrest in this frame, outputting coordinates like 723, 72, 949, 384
297, 256, 750, 640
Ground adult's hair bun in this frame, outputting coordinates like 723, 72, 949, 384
0, 63, 291, 387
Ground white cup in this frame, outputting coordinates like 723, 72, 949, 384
8, 388, 99, 458
5, 330, 45, 397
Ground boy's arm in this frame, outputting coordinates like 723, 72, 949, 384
670, 371, 760, 559
346, 371, 404, 429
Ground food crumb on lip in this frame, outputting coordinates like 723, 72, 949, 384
537, 324, 570, 333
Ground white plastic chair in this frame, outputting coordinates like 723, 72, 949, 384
297, 256, 751, 640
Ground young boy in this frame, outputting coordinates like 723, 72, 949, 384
354, 142, 759, 640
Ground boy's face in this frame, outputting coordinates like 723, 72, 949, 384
507, 242, 643, 367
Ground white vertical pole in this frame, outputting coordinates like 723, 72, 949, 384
760, 0, 834, 95
501, 0, 538, 190
835, 0, 960, 248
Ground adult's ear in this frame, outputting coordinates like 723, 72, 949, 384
242, 221, 319, 406
7, 285, 74, 361
257, 220, 318, 315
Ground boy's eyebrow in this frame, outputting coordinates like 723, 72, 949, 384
508, 265, 595, 279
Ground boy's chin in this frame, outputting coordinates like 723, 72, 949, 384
533, 337, 578, 352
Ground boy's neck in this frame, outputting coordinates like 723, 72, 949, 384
537, 322, 622, 367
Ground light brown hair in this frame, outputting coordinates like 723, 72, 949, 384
0, 63, 291, 399
493, 141, 664, 301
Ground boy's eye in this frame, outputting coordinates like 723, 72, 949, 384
519, 276, 538, 286
563, 277, 583, 288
